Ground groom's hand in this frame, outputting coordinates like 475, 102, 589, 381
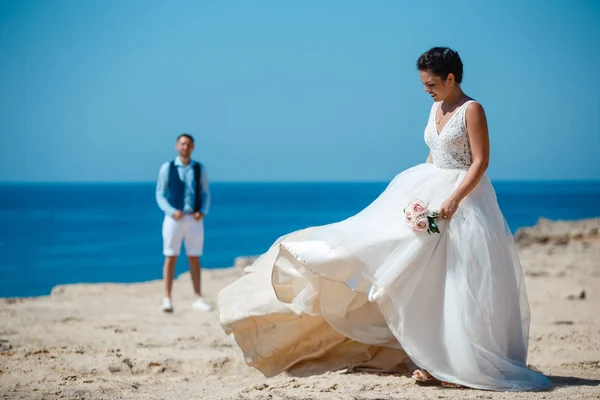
193, 212, 204, 221
173, 210, 184, 220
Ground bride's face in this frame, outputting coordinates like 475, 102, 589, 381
420, 70, 453, 102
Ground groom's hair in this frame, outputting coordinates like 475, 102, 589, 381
177, 133, 194, 143
417, 47, 463, 83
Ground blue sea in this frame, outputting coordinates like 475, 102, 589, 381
0, 181, 599, 298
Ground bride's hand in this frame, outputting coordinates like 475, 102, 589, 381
438, 197, 459, 220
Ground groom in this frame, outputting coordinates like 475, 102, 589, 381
155, 133, 212, 313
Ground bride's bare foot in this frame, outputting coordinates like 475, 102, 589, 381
412, 369, 464, 388
441, 381, 464, 388
411, 369, 433, 382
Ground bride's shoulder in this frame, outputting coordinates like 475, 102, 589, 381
465, 100, 486, 116
464, 100, 488, 129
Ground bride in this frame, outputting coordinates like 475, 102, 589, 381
217, 47, 552, 391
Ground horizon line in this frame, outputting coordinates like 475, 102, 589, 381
1, 179, 599, 185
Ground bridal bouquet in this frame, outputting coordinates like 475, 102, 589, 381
403, 200, 440, 234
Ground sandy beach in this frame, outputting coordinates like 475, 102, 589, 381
1, 218, 599, 400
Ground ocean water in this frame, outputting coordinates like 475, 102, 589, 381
0, 181, 599, 298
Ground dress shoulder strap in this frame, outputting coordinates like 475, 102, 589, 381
428, 102, 440, 124
459, 100, 476, 126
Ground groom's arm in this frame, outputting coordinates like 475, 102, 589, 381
156, 163, 177, 216
199, 165, 211, 216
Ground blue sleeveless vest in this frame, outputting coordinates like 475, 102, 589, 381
166, 160, 202, 212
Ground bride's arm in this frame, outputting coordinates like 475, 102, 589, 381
426, 150, 433, 164
438, 102, 490, 219
452, 102, 490, 200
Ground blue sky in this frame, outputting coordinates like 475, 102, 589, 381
1, 0, 599, 182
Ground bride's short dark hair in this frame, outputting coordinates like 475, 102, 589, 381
417, 47, 463, 83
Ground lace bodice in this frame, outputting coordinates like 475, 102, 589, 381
424, 101, 474, 169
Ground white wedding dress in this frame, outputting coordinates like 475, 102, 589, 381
218, 101, 552, 391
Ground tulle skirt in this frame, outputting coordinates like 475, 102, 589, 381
217, 163, 552, 391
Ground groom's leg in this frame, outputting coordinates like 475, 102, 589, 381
188, 256, 202, 298
163, 256, 178, 299
162, 215, 184, 299
184, 218, 205, 298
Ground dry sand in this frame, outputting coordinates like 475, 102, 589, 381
1, 218, 599, 400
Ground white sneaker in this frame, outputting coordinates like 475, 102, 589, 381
162, 298, 173, 313
191, 297, 213, 311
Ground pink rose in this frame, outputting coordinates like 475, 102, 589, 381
412, 216, 429, 233
409, 200, 428, 215
404, 210, 416, 223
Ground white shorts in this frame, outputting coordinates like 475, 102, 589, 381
162, 215, 204, 257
